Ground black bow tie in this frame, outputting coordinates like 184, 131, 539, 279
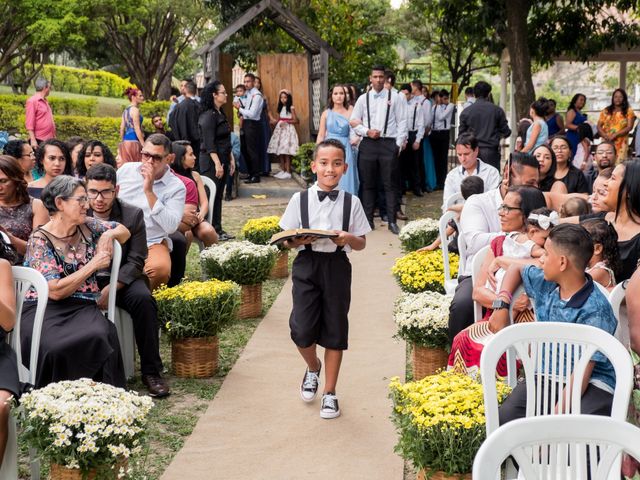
317, 190, 339, 202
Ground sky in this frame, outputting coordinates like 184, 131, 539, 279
390, 0, 403, 8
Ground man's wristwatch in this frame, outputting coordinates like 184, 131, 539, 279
491, 298, 510, 310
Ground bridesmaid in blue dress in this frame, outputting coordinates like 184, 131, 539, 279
316, 84, 359, 196
565, 93, 587, 157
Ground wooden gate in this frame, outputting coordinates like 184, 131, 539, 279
258, 53, 310, 143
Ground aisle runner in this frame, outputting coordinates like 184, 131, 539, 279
162, 227, 404, 480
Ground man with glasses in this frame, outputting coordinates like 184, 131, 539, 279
585, 141, 616, 193
86, 163, 169, 397
116, 134, 186, 291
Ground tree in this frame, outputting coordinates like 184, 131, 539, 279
402, 0, 501, 94
89, 0, 214, 99
0, 0, 92, 86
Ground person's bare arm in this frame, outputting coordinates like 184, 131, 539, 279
555, 362, 595, 414
487, 263, 525, 332
0, 260, 15, 332
192, 172, 209, 219
556, 114, 565, 131
331, 231, 366, 251
47, 246, 111, 301
565, 109, 577, 131
520, 123, 541, 153
316, 111, 328, 143
131, 107, 145, 146
290, 107, 299, 125
472, 247, 499, 308
627, 268, 640, 353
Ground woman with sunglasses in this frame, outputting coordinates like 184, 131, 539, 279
20, 175, 130, 388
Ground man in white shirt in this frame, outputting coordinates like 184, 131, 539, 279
350, 65, 408, 234
442, 133, 501, 212
233, 73, 264, 184
400, 84, 426, 198
447, 152, 540, 344
430, 89, 455, 189
117, 134, 187, 291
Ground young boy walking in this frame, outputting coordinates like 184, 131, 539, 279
279, 139, 371, 419
489, 224, 617, 423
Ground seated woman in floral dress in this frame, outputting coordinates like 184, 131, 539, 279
21, 175, 130, 388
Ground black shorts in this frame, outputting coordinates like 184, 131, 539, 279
289, 250, 352, 350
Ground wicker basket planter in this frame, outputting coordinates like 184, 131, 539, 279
171, 336, 219, 378
239, 283, 262, 319
269, 250, 289, 278
50, 460, 128, 480
412, 344, 449, 380
417, 469, 471, 480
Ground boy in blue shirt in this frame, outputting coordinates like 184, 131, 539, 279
488, 224, 617, 424
280, 139, 371, 419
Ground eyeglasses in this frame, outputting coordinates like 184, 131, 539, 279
498, 204, 522, 213
141, 151, 166, 163
216, 91, 228, 95
22, 152, 35, 158
64, 195, 89, 205
87, 189, 115, 200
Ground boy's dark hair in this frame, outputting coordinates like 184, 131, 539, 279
411, 79, 423, 90
456, 132, 478, 150
85, 163, 117, 186
560, 197, 591, 218
185, 81, 197, 95
547, 224, 594, 271
598, 167, 613, 180
460, 175, 484, 199
465, 87, 474, 96
507, 151, 540, 179
439, 89, 449, 97
473, 81, 491, 99
313, 139, 345, 161
582, 218, 621, 279
371, 64, 386, 73
399, 83, 411, 93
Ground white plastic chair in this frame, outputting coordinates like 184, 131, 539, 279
610, 280, 628, 344
439, 211, 461, 295
194, 175, 217, 252
444, 192, 464, 211
481, 322, 633, 479
473, 415, 640, 480
471, 245, 491, 323
106, 241, 135, 379
2, 267, 49, 480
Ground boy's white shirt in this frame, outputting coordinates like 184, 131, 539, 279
279, 183, 371, 253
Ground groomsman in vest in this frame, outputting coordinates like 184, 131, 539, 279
350, 65, 407, 234
400, 83, 425, 198
430, 89, 455, 190
233, 73, 263, 184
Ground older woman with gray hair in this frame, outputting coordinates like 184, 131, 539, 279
21, 175, 130, 388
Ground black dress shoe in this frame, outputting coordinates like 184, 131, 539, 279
244, 176, 261, 184
224, 192, 232, 201
413, 189, 424, 197
142, 374, 170, 398
381, 214, 389, 223
388, 222, 400, 235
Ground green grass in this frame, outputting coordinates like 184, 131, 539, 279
0, 85, 128, 117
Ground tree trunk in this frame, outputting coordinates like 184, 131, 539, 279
157, 46, 177, 100
504, 0, 535, 120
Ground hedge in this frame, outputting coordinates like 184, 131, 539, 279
0, 95, 97, 117
139, 101, 172, 119
42, 65, 134, 98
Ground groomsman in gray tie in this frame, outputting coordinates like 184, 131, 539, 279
350, 65, 407, 234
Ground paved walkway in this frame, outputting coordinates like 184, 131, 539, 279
162, 221, 405, 480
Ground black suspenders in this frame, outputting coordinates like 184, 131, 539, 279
366, 89, 392, 137
411, 103, 418, 131
300, 190, 352, 252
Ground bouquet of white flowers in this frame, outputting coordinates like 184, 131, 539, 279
393, 291, 452, 350
18, 378, 153, 477
200, 241, 278, 285
398, 218, 440, 252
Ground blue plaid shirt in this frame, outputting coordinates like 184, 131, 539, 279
522, 266, 617, 393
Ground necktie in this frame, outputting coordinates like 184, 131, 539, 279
317, 190, 339, 202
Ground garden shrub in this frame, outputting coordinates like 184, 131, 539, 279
292, 142, 315, 182
42, 65, 134, 98
139, 101, 172, 119
0, 95, 97, 117
0, 105, 23, 132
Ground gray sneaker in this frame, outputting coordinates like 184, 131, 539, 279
300, 359, 322, 402
320, 392, 340, 419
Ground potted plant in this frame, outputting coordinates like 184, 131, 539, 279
155, 279, 240, 378
200, 241, 278, 319
241, 216, 288, 278
389, 372, 511, 479
398, 218, 440, 252
394, 291, 452, 379
17, 378, 153, 480
391, 250, 459, 294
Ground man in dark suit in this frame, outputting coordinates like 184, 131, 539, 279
169, 80, 201, 167
86, 163, 169, 398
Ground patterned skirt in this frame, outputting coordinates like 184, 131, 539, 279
267, 122, 299, 157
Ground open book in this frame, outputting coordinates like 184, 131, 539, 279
269, 229, 338, 245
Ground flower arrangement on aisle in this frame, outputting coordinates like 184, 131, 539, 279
17, 378, 153, 480
391, 250, 459, 294
155, 280, 239, 377
394, 291, 452, 379
241, 216, 289, 278
398, 218, 440, 252
389, 372, 511, 479
200, 241, 278, 318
